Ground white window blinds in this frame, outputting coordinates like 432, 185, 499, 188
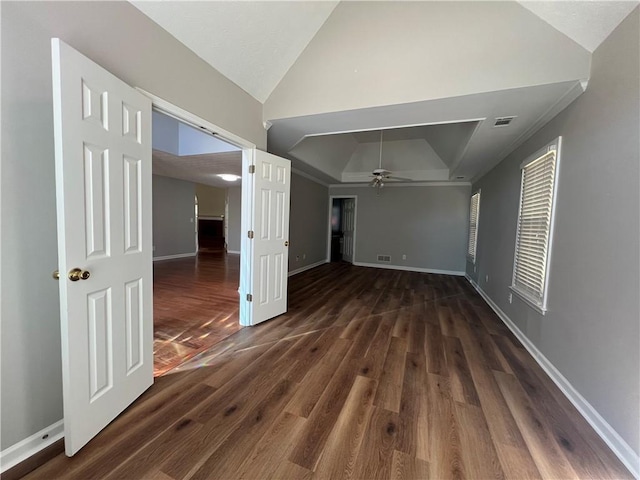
468, 191, 480, 262
511, 139, 560, 313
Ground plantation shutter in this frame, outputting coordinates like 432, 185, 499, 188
512, 146, 558, 310
468, 191, 480, 262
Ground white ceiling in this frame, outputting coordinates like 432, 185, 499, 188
132, 1, 636, 103
519, 1, 639, 52
153, 150, 242, 188
132, 1, 338, 102
136, 1, 637, 185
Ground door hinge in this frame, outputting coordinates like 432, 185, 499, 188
248, 165, 255, 174
246, 293, 253, 302
248, 230, 254, 239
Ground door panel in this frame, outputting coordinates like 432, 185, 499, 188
342, 198, 355, 263
243, 150, 291, 325
52, 38, 153, 456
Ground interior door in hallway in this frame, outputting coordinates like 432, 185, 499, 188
241, 150, 291, 326
52, 38, 153, 455
342, 198, 356, 263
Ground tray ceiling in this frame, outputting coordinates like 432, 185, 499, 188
135, 1, 637, 185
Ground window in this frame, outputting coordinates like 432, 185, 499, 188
511, 137, 561, 314
467, 190, 480, 263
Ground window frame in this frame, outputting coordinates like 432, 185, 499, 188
467, 190, 481, 264
510, 136, 562, 315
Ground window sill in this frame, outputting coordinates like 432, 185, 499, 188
509, 286, 547, 315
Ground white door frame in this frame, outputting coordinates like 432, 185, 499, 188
138, 89, 255, 151
194, 194, 199, 254
136, 89, 256, 326
326, 195, 358, 263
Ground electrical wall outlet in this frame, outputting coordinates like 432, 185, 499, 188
485, 274, 489, 283
303, 253, 306, 260
402, 254, 407, 260
508, 292, 513, 304
295, 255, 300, 262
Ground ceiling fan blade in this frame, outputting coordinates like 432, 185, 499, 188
345, 172, 377, 177
387, 175, 413, 181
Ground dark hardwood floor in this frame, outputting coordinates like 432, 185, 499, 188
25, 263, 632, 479
153, 250, 242, 376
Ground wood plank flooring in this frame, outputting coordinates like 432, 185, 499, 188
25, 263, 632, 479
153, 250, 242, 376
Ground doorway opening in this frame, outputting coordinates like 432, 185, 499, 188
150, 108, 246, 376
327, 196, 357, 264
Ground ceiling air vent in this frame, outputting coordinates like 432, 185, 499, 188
377, 255, 391, 262
494, 116, 516, 127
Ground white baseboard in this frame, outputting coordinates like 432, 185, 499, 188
288, 260, 327, 277
0, 420, 64, 473
465, 275, 640, 479
227, 250, 240, 255
354, 262, 465, 276
153, 252, 196, 262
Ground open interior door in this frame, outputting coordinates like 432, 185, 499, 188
342, 198, 355, 263
51, 39, 153, 455
240, 150, 291, 326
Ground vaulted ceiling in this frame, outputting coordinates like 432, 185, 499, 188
133, 1, 638, 185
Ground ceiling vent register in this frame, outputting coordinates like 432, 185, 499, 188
494, 116, 516, 127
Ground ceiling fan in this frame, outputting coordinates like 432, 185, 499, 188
369, 130, 411, 189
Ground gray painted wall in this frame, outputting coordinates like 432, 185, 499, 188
329, 185, 470, 273
289, 173, 329, 271
152, 176, 196, 258
196, 184, 226, 217
0, 1, 263, 450
226, 187, 242, 253
265, 1, 590, 120
467, 8, 639, 457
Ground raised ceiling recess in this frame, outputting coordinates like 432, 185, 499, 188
288, 122, 479, 184
151, 111, 242, 188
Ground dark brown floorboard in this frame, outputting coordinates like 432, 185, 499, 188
153, 250, 241, 376
24, 263, 632, 480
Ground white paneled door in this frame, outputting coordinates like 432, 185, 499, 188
52, 39, 153, 456
241, 150, 291, 325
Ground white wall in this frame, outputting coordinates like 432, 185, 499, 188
329, 184, 470, 274
152, 110, 179, 155
0, 0, 264, 451
152, 111, 241, 156
467, 7, 639, 468
178, 123, 240, 156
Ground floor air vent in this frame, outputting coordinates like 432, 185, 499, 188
377, 255, 391, 262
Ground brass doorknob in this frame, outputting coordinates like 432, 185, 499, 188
68, 268, 91, 282
284, 241, 289, 247
53, 270, 60, 280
